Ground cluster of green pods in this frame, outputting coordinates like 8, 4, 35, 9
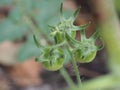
34, 3, 104, 71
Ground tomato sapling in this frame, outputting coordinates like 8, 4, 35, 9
33, 3, 104, 86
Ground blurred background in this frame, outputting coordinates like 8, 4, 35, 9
0, 0, 120, 90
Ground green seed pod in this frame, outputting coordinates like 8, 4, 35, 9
74, 49, 97, 63
73, 39, 97, 63
49, 25, 65, 44
42, 57, 64, 71
40, 47, 64, 71
54, 30, 64, 44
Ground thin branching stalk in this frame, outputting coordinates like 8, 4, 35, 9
66, 44, 82, 85
60, 67, 75, 87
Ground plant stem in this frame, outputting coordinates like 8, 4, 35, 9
66, 44, 82, 85
80, 29, 86, 41
15, 0, 45, 48
60, 67, 75, 87
23, 15, 40, 39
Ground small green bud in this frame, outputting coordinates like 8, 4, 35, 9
40, 47, 64, 71
73, 39, 97, 63
51, 30, 65, 44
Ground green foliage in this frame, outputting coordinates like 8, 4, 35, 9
1, 0, 119, 90
0, 19, 28, 41
114, 0, 120, 12
17, 35, 40, 61
38, 47, 64, 71
70, 0, 120, 90
34, 3, 103, 88
0, 0, 67, 61
8, 6, 23, 22
0, 0, 12, 5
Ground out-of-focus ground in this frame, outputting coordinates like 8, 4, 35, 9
0, 0, 112, 90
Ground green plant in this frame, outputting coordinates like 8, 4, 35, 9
68, 0, 120, 90
1, 0, 120, 90
0, 0, 62, 61
34, 3, 103, 86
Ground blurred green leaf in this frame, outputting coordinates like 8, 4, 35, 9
0, 19, 28, 41
0, 0, 72, 62
34, 0, 61, 34
0, 0, 13, 5
8, 6, 23, 22
17, 35, 40, 61
114, 0, 120, 12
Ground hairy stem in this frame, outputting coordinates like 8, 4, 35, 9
66, 44, 82, 85
60, 67, 75, 87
